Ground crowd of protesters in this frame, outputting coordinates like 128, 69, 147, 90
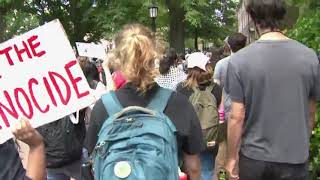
1, 0, 319, 180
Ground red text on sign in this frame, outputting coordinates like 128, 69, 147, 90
0, 35, 46, 66
0, 60, 90, 129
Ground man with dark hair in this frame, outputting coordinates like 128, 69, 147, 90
214, 33, 247, 86
227, 33, 247, 54
225, 0, 320, 179
213, 32, 247, 180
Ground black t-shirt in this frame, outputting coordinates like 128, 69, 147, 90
176, 82, 222, 105
0, 140, 30, 180
85, 84, 204, 155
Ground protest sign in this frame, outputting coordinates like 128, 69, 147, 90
0, 19, 95, 144
76, 42, 107, 59
76, 42, 115, 91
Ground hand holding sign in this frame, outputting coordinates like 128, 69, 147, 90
12, 117, 43, 149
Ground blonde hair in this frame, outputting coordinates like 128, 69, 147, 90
184, 64, 214, 89
113, 24, 159, 94
106, 51, 120, 70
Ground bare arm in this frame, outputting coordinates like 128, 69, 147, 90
310, 98, 317, 131
183, 153, 201, 180
219, 91, 225, 110
27, 144, 46, 180
226, 101, 245, 179
13, 119, 46, 180
102, 55, 115, 91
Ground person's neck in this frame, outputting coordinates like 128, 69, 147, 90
258, 28, 290, 41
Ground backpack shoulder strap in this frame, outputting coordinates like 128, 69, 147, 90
191, 86, 200, 92
148, 88, 173, 112
206, 83, 215, 92
101, 91, 123, 116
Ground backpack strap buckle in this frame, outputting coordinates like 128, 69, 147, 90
94, 141, 108, 158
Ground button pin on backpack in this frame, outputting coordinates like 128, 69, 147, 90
114, 161, 132, 178
207, 141, 216, 147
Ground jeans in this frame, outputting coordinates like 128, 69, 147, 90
239, 154, 308, 180
47, 172, 71, 180
200, 146, 219, 180
213, 140, 227, 180
47, 159, 82, 180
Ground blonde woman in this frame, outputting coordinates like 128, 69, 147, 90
85, 24, 203, 180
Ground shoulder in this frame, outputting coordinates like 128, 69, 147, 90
92, 99, 106, 112
168, 90, 190, 105
219, 56, 230, 64
289, 40, 315, 52
215, 57, 228, 69
166, 90, 194, 114
299, 45, 318, 64
165, 91, 197, 127
176, 82, 192, 97
91, 98, 109, 124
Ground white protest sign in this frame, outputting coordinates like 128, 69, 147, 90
0, 19, 95, 144
76, 42, 107, 59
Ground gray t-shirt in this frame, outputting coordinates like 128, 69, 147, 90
214, 56, 232, 117
214, 56, 230, 88
225, 39, 320, 164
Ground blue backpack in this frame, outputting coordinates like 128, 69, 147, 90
93, 88, 179, 180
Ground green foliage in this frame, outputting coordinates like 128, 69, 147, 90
90, 0, 151, 39
288, 10, 320, 53
184, 0, 238, 48
0, 0, 25, 42
3, 10, 39, 40
183, 0, 209, 28
22, 0, 97, 43
310, 104, 320, 179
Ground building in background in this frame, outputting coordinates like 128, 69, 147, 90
237, 0, 257, 43
237, 0, 300, 44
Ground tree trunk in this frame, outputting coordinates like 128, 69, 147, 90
166, 0, 185, 54
202, 40, 205, 51
194, 28, 198, 50
0, 7, 7, 42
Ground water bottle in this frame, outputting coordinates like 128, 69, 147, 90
179, 168, 188, 180
218, 107, 225, 123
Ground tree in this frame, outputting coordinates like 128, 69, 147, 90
1, 0, 239, 53
165, 0, 185, 54
3, 10, 39, 40
22, 0, 97, 44
89, 0, 150, 39
0, 0, 25, 42
20, 0, 153, 45
184, 0, 238, 50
